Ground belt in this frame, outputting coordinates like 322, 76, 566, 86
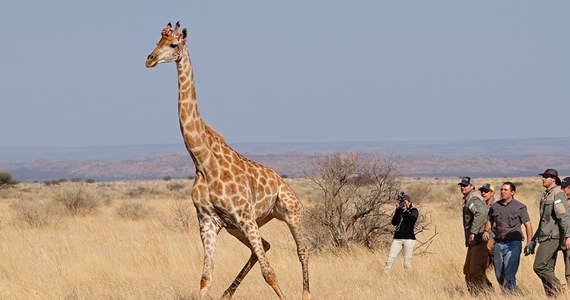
494, 238, 521, 244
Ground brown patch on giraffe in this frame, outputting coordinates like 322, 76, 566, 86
233, 196, 247, 207
226, 182, 238, 195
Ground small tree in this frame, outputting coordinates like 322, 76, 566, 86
0, 172, 19, 188
304, 152, 403, 250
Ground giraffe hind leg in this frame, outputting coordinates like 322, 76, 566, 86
279, 189, 312, 300
286, 217, 312, 300
221, 228, 271, 299
233, 219, 284, 299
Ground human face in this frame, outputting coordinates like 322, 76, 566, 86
500, 184, 514, 201
562, 185, 570, 197
460, 184, 474, 196
541, 175, 556, 188
481, 190, 494, 201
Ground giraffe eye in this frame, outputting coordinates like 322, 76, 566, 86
169, 43, 178, 49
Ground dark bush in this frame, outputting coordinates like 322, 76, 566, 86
0, 172, 19, 188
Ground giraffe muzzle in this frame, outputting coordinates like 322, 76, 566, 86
146, 54, 157, 68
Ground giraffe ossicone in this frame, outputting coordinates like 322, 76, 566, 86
146, 22, 311, 300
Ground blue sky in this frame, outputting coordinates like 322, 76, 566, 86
1, 1, 569, 148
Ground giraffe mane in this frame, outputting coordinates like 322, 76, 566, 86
204, 123, 225, 143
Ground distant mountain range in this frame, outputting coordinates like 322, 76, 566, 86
2, 137, 570, 181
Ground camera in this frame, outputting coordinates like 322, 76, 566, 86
397, 192, 407, 209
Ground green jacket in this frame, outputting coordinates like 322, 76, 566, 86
462, 189, 488, 247
536, 185, 570, 244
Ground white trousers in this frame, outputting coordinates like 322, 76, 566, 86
384, 239, 416, 273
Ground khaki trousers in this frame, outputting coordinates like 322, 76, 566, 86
463, 242, 493, 295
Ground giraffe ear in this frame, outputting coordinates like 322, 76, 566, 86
182, 28, 187, 39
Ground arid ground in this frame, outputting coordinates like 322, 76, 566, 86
0, 177, 568, 299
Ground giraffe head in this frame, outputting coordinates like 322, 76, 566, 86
146, 22, 188, 68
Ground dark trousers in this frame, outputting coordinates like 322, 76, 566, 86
533, 238, 563, 297
464, 242, 493, 295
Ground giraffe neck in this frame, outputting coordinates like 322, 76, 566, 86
176, 47, 214, 171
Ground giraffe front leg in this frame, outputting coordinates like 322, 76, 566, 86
197, 217, 221, 299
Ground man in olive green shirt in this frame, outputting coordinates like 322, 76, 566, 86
532, 169, 570, 297
460, 177, 492, 295
559, 176, 570, 285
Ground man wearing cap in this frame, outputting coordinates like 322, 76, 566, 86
483, 182, 533, 294
479, 183, 496, 207
479, 183, 496, 270
559, 176, 570, 285
384, 193, 419, 274
459, 177, 492, 295
531, 169, 570, 297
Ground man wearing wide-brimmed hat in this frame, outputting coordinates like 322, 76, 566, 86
532, 168, 570, 297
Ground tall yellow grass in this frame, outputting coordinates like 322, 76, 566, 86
0, 177, 567, 299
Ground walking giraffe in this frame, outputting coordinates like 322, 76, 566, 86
145, 22, 311, 300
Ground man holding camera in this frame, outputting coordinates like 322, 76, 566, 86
383, 193, 418, 274
459, 177, 493, 296
530, 169, 570, 297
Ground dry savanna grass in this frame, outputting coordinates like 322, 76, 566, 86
0, 177, 568, 299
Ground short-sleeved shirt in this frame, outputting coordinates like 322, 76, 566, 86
487, 198, 530, 242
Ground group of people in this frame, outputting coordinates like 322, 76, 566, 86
461, 168, 570, 297
382, 168, 570, 298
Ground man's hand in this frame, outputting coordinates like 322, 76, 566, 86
565, 237, 570, 250
468, 233, 475, 246
524, 239, 537, 256
482, 231, 489, 242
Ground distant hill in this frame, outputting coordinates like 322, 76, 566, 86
2, 137, 570, 181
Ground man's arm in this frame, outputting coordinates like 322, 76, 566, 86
553, 191, 570, 250
470, 199, 487, 233
523, 220, 535, 256
482, 220, 493, 242
467, 198, 487, 245
523, 221, 533, 246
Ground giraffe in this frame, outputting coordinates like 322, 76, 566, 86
146, 22, 311, 300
